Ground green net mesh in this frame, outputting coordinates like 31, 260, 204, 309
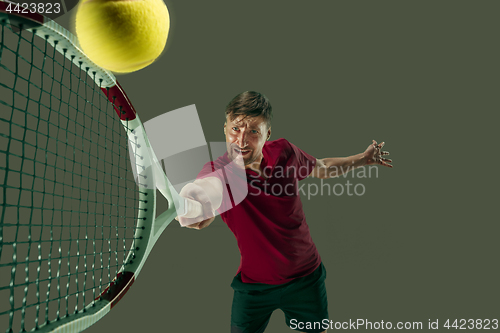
0, 17, 141, 332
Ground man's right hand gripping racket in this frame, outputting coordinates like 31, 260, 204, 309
0, 2, 203, 332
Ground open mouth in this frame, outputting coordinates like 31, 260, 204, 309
234, 147, 251, 156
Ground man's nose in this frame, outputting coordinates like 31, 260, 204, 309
236, 130, 247, 147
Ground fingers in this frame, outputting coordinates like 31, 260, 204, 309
181, 217, 214, 230
372, 140, 385, 149
181, 219, 203, 229
369, 140, 393, 167
198, 218, 215, 229
378, 157, 393, 168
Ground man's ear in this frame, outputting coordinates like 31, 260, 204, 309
267, 127, 271, 140
224, 122, 226, 135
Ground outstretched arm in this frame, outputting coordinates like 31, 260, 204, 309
310, 140, 393, 179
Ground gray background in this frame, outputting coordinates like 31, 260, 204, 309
55, 0, 499, 331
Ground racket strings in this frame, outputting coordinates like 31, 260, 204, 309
1, 20, 141, 332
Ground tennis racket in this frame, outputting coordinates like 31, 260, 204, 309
0, 2, 203, 332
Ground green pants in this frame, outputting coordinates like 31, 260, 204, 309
230, 263, 328, 333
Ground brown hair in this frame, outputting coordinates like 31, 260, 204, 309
225, 91, 272, 129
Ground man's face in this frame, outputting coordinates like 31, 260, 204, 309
224, 115, 271, 169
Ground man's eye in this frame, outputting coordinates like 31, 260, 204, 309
251, 130, 258, 134
232, 127, 238, 131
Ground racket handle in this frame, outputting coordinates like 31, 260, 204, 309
182, 198, 204, 218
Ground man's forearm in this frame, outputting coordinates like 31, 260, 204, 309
318, 153, 366, 178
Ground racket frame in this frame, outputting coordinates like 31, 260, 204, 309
0, 2, 188, 331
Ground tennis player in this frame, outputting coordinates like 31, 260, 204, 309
177, 91, 393, 333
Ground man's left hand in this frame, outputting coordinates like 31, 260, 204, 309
364, 140, 393, 168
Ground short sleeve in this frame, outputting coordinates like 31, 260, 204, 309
196, 161, 220, 180
285, 140, 317, 181
195, 156, 247, 215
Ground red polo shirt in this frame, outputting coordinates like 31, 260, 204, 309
197, 138, 321, 285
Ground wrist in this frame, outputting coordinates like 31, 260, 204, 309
355, 152, 367, 168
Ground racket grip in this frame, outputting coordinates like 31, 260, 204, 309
182, 198, 204, 218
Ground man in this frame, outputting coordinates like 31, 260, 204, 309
177, 91, 393, 333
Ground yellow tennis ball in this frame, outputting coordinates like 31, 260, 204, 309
75, 0, 169, 73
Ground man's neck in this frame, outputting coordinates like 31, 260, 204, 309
245, 155, 266, 178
